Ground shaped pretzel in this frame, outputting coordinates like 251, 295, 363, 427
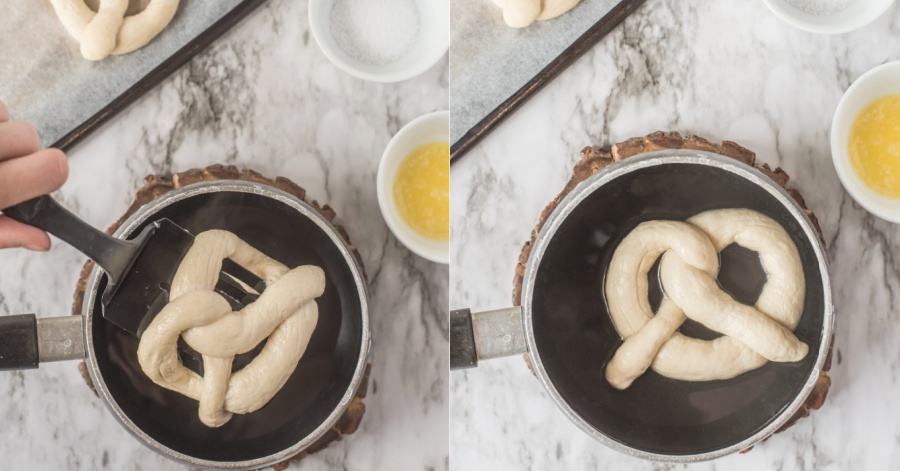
137, 230, 325, 427
490, 0, 581, 28
604, 209, 808, 390
49, 0, 180, 60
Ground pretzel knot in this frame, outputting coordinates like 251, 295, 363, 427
137, 230, 325, 427
49, 0, 180, 60
604, 209, 808, 390
490, 0, 581, 28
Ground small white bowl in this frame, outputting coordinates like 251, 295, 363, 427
762, 0, 894, 34
308, 0, 449, 83
831, 61, 900, 223
377, 111, 449, 264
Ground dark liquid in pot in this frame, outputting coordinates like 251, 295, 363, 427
89, 191, 364, 462
531, 163, 825, 455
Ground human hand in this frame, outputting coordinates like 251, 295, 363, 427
0, 100, 68, 251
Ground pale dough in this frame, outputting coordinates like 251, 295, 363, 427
490, 0, 582, 28
137, 230, 325, 427
604, 209, 807, 390
49, 0, 180, 60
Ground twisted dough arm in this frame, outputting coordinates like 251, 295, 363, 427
169, 231, 289, 299
658, 209, 808, 362
649, 209, 807, 381
604, 298, 683, 390
650, 335, 767, 382
492, 0, 540, 28
200, 356, 234, 427
225, 302, 319, 414
136, 290, 232, 400
659, 254, 808, 362
112, 0, 180, 55
688, 209, 806, 330
80, 0, 127, 60
536, 0, 582, 20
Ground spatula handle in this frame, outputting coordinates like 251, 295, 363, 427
3, 195, 138, 285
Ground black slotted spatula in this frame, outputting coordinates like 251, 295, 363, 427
3, 195, 267, 373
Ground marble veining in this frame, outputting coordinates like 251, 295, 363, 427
451, 0, 900, 469
0, 0, 448, 469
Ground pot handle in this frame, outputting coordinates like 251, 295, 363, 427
0, 315, 85, 371
450, 306, 526, 370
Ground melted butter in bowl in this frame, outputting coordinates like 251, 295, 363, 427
832, 61, 900, 223
393, 142, 450, 241
849, 94, 900, 197
377, 111, 449, 263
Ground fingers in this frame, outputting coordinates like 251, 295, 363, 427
0, 120, 40, 161
0, 216, 51, 251
0, 148, 68, 209
0, 105, 65, 251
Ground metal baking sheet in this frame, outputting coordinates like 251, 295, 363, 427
450, 0, 646, 161
1, 0, 262, 150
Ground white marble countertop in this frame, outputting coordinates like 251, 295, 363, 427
0, 0, 448, 469
450, 0, 900, 469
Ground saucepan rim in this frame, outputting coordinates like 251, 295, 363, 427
81, 179, 371, 470
520, 150, 834, 462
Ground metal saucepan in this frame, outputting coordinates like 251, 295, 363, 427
0, 180, 370, 469
451, 150, 833, 461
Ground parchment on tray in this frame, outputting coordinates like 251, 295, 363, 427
450, 0, 622, 147
1, 0, 243, 148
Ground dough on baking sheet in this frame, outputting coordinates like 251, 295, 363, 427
48, 0, 180, 61
604, 209, 807, 390
137, 230, 325, 427
490, 0, 582, 28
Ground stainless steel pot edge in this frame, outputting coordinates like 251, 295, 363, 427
82, 180, 372, 470
520, 150, 834, 462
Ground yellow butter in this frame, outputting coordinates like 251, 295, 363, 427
849, 94, 900, 198
394, 142, 450, 240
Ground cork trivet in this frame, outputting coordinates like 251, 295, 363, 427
511, 131, 832, 450
70, 164, 369, 469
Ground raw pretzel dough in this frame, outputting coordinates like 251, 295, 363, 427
137, 230, 325, 427
490, 0, 582, 28
48, 0, 180, 60
604, 209, 807, 390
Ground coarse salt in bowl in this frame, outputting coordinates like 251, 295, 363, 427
308, 0, 449, 83
831, 61, 900, 223
762, 0, 895, 34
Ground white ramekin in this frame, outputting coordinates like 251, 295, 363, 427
762, 0, 894, 34
831, 61, 900, 223
308, 0, 449, 83
377, 111, 449, 264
